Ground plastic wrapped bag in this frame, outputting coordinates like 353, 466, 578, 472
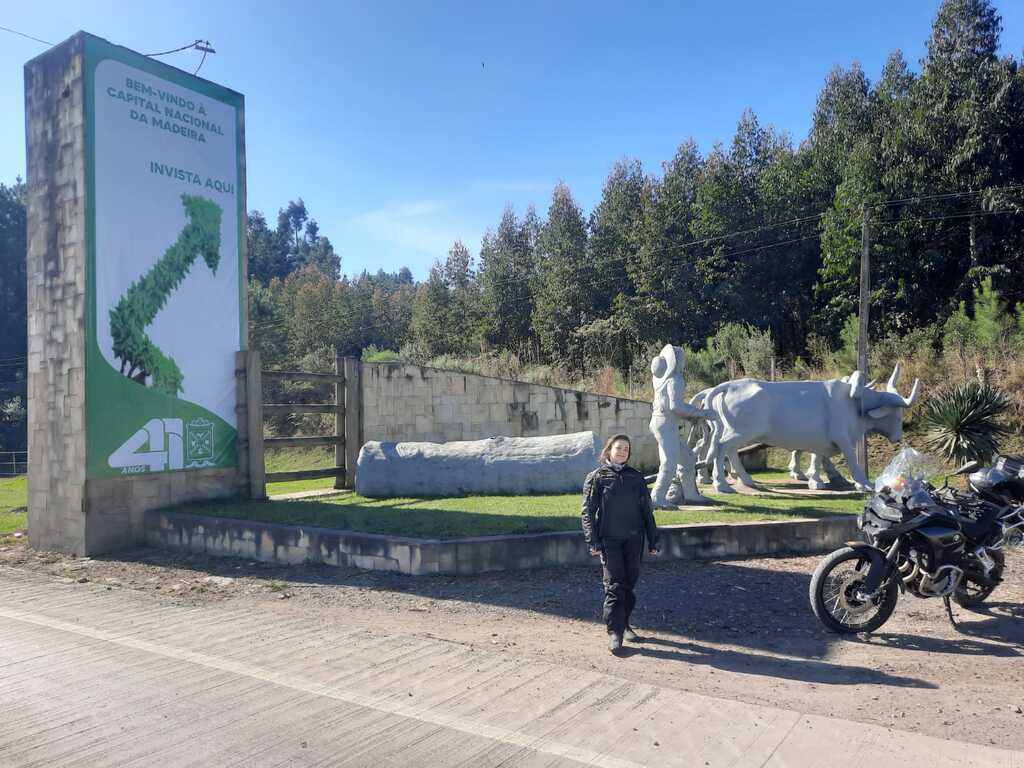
874, 447, 940, 495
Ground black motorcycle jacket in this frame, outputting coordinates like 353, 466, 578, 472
581, 462, 659, 550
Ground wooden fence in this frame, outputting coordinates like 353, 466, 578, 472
239, 352, 361, 499
0, 451, 27, 477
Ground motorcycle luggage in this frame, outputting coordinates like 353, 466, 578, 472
995, 454, 1024, 477
973, 465, 1024, 502
993, 455, 1024, 501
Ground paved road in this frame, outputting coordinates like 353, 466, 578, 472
0, 567, 1020, 767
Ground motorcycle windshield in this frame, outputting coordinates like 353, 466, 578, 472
874, 447, 941, 495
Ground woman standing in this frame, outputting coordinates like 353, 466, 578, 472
581, 434, 660, 655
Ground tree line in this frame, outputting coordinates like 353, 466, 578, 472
248, 0, 1024, 380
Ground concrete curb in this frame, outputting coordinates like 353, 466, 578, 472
144, 510, 859, 576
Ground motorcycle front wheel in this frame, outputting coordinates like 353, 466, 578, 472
810, 546, 899, 634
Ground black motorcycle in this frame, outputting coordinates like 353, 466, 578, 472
809, 451, 1024, 634
932, 455, 1024, 605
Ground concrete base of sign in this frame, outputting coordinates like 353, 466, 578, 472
355, 432, 600, 497
79, 469, 246, 554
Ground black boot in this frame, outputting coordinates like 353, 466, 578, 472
607, 631, 623, 654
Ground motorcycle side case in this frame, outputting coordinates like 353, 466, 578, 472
995, 454, 1024, 478
993, 455, 1024, 501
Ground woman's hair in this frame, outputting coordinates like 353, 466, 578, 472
599, 433, 631, 464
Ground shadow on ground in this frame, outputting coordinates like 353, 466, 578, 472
617, 636, 934, 687
82, 546, 963, 690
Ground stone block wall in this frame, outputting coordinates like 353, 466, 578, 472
360, 363, 659, 471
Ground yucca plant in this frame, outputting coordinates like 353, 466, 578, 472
921, 382, 1013, 465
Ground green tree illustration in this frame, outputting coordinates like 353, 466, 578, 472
109, 194, 223, 396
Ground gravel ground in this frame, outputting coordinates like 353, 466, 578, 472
2, 537, 1022, 752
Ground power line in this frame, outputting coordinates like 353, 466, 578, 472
475, 184, 1024, 292
248, 202, 1022, 343
869, 183, 1024, 209
249, 229, 831, 337
485, 198, 1022, 293
479, 212, 826, 293
145, 39, 213, 57
0, 25, 218, 74
913, 208, 1019, 224
0, 24, 53, 46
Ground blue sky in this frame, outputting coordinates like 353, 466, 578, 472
2, 1, 1022, 279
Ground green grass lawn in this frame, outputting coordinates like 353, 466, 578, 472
0, 475, 28, 536
171, 469, 862, 539
265, 446, 338, 496
0, 455, 863, 541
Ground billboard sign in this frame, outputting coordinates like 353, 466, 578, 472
83, 35, 245, 478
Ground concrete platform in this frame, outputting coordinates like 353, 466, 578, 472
145, 509, 859, 576
0, 567, 1018, 767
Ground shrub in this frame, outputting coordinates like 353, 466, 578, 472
833, 313, 860, 374
942, 277, 1024, 379
921, 382, 1013, 464
361, 345, 401, 362
739, 325, 774, 380
685, 346, 726, 390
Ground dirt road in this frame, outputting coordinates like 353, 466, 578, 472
2, 539, 1022, 753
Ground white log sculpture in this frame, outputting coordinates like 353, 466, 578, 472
649, 345, 714, 507
355, 431, 600, 498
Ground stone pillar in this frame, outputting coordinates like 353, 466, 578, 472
334, 353, 345, 490
343, 358, 362, 489
242, 350, 265, 500
25, 35, 89, 553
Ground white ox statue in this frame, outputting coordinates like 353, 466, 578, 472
688, 398, 845, 489
786, 450, 851, 489
699, 374, 880, 489
701, 365, 920, 493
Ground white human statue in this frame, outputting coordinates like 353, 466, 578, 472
649, 345, 715, 507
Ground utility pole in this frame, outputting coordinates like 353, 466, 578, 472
857, 203, 871, 471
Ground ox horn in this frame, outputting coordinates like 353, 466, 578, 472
902, 379, 920, 407
886, 363, 902, 394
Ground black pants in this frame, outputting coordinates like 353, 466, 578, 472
600, 534, 645, 634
